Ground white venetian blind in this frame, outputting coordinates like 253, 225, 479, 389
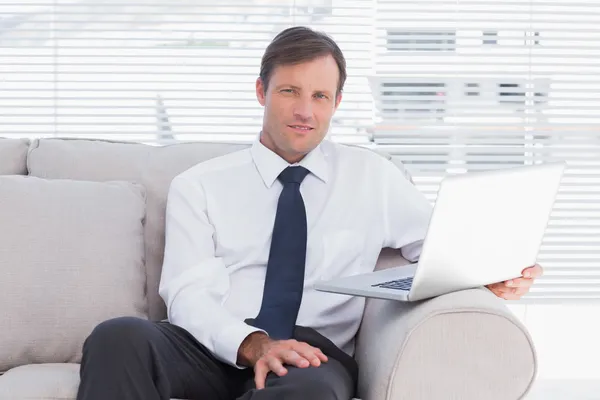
372, 0, 600, 302
2, 0, 599, 302
0, 0, 374, 144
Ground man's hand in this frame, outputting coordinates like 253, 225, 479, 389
486, 264, 544, 300
237, 332, 328, 389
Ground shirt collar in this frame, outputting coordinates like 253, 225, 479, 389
250, 137, 329, 188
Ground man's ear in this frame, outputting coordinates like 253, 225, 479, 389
334, 92, 343, 110
256, 78, 266, 106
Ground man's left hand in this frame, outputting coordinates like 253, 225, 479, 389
486, 264, 544, 300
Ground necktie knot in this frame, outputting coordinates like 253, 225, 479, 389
278, 166, 310, 185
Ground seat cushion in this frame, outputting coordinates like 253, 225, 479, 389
0, 364, 187, 400
0, 364, 80, 400
0, 363, 359, 400
0, 176, 147, 373
0, 138, 29, 175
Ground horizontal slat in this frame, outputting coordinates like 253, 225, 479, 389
3, 18, 374, 24
375, 70, 600, 77
534, 282, 600, 288
375, 146, 600, 153
376, 17, 600, 24
519, 291, 600, 298
373, 122, 600, 127
375, 132, 600, 139
0, 122, 373, 128
380, 47, 600, 52
377, 8, 600, 15
1, 71, 592, 77
380, 27, 600, 34
545, 233, 600, 238
0, 112, 372, 118
9, 105, 592, 113
509, 298, 600, 304
371, 139, 600, 145
6, 43, 600, 50
5, 0, 595, 6
0, 2, 370, 7
0, 61, 374, 66
16, 9, 592, 18
9, 15, 595, 24
543, 240, 600, 245
1, 9, 369, 16
0, 105, 369, 110
0, 99, 370, 106
375, 57, 600, 64
0, 54, 373, 60
5, 87, 597, 95
534, 267, 600, 274
378, 0, 600, 6
0, 38, 374, 44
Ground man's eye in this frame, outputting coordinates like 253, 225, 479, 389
315, 93, 328, 99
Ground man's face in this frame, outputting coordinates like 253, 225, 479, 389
256, 54, 342, 163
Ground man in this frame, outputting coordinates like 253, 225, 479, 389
76, 26, 543, 400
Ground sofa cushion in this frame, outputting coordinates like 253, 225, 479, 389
0, 364, 189, 400
0, 138, 29, 175
27, 138, 248, 321
0, 364, 80, 400
0, 363, 359, 400
0, 176, 147, 373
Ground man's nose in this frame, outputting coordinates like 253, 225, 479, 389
293, 98, 313, 122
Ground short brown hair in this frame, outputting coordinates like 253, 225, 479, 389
260, 26, 347, 96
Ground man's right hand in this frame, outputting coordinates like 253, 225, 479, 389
237, 332, 328, 389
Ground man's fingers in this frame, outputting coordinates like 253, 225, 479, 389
266, 356, 288, 377
291, 345, 324, 367
281, 350, 310, 368
291, 342, 328, 366
515, 286, 530, 295
522, 264, 543, 278
489, 282, 519, 294
505, 277, 534, 289
498, 291, 522, 300
316, 349, 328, 363
254, 361, 269, 390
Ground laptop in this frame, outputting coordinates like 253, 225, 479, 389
314, 162, 566, 302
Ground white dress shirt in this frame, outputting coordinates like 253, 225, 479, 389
159, 139, 433, 368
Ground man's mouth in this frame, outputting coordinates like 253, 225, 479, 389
288, 125, 313, 131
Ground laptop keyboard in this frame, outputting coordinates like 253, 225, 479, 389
372, 276, 413, 291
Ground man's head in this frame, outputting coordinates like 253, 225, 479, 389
256, 26, 346, 163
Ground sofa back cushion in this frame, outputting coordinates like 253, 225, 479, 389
0, 138, 29, 175
0, 176, 147, 372
27, 138, 248, 321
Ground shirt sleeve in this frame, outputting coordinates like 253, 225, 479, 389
380, 158, 434, 262
158, 173, 265, 368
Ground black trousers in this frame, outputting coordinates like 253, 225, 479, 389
76, 316, 358, 400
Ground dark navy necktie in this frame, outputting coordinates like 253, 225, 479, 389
251, 166, 310, 340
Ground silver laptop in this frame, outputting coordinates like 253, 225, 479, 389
315, 162, 566, 302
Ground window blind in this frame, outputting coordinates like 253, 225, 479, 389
372, 0, 600, 302
1, 0, 598, 302
0, 0, 374, 144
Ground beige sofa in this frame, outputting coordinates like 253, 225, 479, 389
0, 137, 537, 400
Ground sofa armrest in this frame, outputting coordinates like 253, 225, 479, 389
354, 249, 537, 400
